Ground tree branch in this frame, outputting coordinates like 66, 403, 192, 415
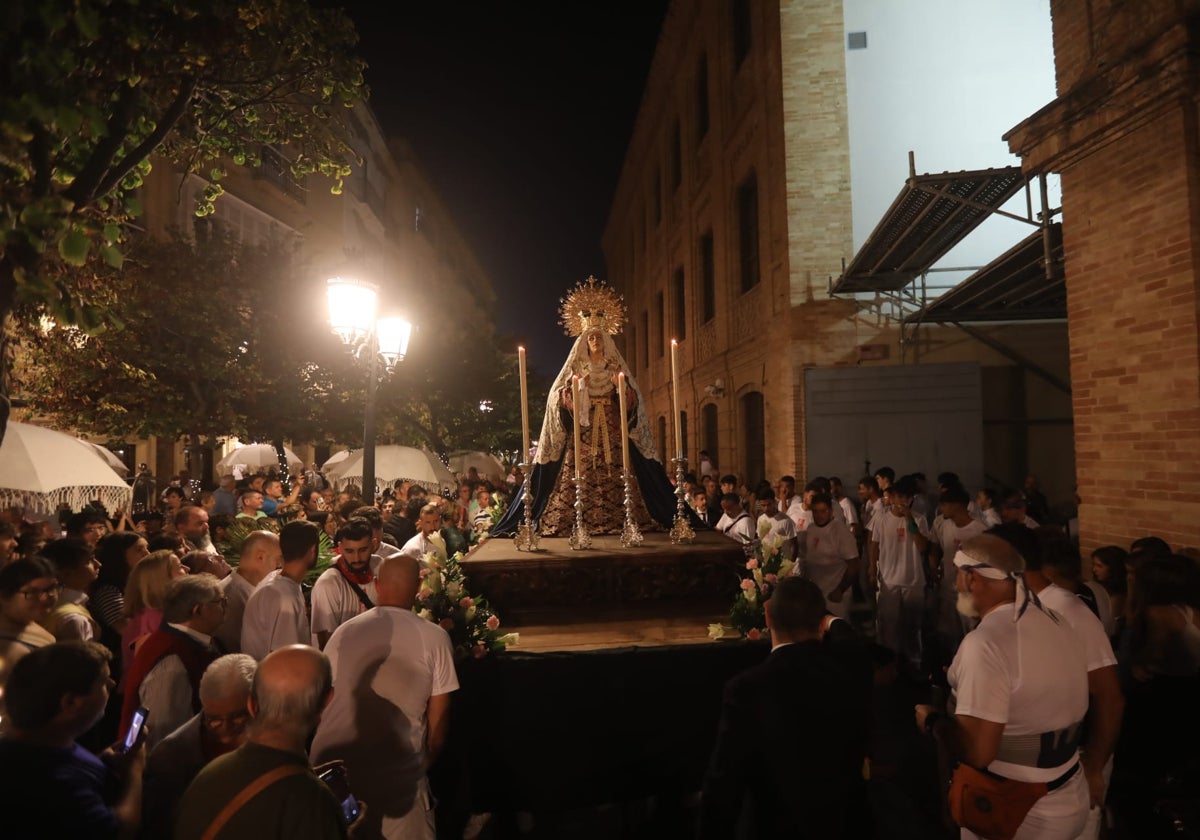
64, 83, 142, 207
92, 77, 199, 199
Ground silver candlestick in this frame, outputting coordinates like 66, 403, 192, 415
669, 455, 695, 544
620, 470, 644, 548
513, 461, 539, 551
569, 474, 591, 550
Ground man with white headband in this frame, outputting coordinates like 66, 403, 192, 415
915, 533, 1091, 839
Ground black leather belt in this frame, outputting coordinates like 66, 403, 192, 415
1046, 762, 1081, 792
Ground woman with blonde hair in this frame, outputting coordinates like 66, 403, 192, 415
120, 549, 188, 670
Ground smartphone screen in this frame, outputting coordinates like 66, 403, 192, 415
318, 766, 361, 824
123, 706, 148, 752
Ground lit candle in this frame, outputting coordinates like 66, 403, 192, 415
617, 372, 630, 476
572, 375, 582, 479
671, 338, 682, 458
518, 346, 530, 461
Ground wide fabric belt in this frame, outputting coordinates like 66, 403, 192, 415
995, 721, 1083, 768
590, 397, 613, 468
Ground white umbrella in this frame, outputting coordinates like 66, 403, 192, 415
215, 443, 302, 475
0, 421, 132, 516
321, 449, 355, 473
79, 440, 130, 476
330, 446, 456, 494
448, 451, 505, 481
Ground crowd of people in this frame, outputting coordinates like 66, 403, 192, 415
0, 461, 515, 839
694, 465, 1200, 838
0, 454, 1197, 839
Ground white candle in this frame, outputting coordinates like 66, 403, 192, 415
572, 375, 582, 479
518, 346, 530, 460
671, 338, 682, 458
618, 372, 630, 476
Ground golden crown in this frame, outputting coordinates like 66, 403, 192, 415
558, 276, 625, 337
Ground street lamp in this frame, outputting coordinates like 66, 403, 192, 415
326, 276, 413, 505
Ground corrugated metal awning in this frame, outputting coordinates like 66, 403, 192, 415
832, 165, 1029, 294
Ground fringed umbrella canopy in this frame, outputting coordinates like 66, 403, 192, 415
327, 446, 455, 495
1, 421, 132, 516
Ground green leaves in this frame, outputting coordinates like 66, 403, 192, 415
58, 229, 90, 265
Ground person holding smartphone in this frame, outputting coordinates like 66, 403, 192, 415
0, 641, 148, 839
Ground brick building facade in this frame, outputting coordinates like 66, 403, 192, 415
604, 1, 1075, 506
1006, 0, 1200, 552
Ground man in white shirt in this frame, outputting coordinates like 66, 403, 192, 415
830, 477, 860, 539
122, 574, 225, 749
916, 534, 1091, 840
401, 503, 446, 564
348, 505, 404, 560
928, 486, 986, 659
311, 518, 378, 649
868, 479, 929, 671
215, 531, 281, 654
754, 482, 797, 560
240, 520, 320, 660
1000, 491, 1040, 529
311, 554, 459, 840
975, 487, 1002, 528
715, 493, 756, 546
994, 523, 1124, 838
800, 494, 859, 618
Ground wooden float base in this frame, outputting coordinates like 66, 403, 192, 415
459, 529, 746, 652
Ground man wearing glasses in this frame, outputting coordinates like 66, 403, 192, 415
121, 575, 226, 750
142, 654, 257, 839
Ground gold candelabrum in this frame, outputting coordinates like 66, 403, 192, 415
620, 470, 644, 548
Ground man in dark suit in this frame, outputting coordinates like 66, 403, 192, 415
699, 577, 874, 839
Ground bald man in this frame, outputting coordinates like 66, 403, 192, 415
312, 555, 458, 840
176, 646, 349, 839
215, 531, 282, 654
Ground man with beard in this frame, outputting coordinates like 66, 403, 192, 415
311, 519, 378, 650
175, 505, 213, 553
916, 534, 1091, 840
401, 503, 445, 564
240, 521, 320, 660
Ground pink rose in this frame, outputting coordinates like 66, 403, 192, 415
419, 568, 430, 578
486, 614, 500, 631
740, 579, 755, 591
459, 597, 474, 608
417, 589, 430, 601
746, 558, 758, 570
765, 573, 778, 584
746, 628, 762, 640
439, 618, 455, 631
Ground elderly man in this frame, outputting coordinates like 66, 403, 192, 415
237, 490, 267, 522
312, 554, 458, 840
121, 574, 226, 749
241, 521, 320, 660
176, 646, 350, 840
916, 534, 1091, 840
0, 642, 147, 839
141, 654, 257, 838
311, 518, 378, 649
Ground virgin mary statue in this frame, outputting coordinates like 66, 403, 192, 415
492, 277, 697, 537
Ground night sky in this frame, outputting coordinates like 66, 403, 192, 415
340, 1, 669, 377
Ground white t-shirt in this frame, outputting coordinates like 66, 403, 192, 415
934, 517, 986, 595
869, 509, 929, 588
949, 603, 1089, 783
310, 566, 378, 645
802, 518, 858, 600
757, 512, 797, 543
979, 507, 1002, 528
240, 574, 310, 661
861, 497, 883, 531
311, 606, 459, 795
837, 496, 859, 527
1036, 584, 1117, 672
786, 500, 812, 532
716, 511, 755, 544
401, 532, 441, 563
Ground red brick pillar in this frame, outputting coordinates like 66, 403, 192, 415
1006, 3, 1200, 554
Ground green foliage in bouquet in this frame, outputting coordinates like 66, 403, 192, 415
709, 522, 796, 641
217, 515, 334, 588
417, 537, 516, 660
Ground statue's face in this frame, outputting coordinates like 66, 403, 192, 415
587, 332, 601, 353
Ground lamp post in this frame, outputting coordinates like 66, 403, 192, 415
326, 276, 412, 506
